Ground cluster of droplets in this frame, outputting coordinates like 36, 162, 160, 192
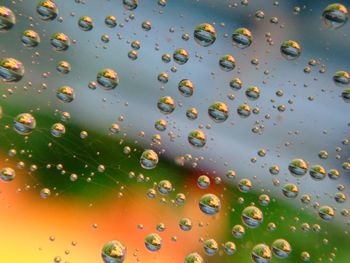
0, 1, 349, 263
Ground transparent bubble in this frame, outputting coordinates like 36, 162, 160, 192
147, 188, 156, 199
101, 34, 110, 43
226, 169, 236, 179
341, 88, 350, 103
70, 173, 78, 182
219, 54, 236, 71
322, 4, 348, 29
300, 251, 310, 262
157, 180, 172, 195
230, 78, 242, 90
179, 218, 192, 231
97, 69, 119, 90
199, 193, 221, 215
184, 252, 203, 263
258, 194, 270, 206
269, 165, 280, 175
280, 40, 301, 60
238, 178, 252, 193
288, 158, 308, 177
21, 30, 40, 48
50, 123, 66, 138
335, 192, 347, 203
13, 113, 36, 135
328, 168, 340, 180
0, 6, 16, 32
61, 111, 70, 122
128, 50, 138, 61
176, 193, 186, 205
101, 240, 126, 263
37, 0, 58, 21
123, 0, 138, 11
140, 149, 158, 169
156, 222, 165, 232
145, 233, 162, 252
141, 20, 152, 31
232, 28, 253, 48
154, 119, 167, 131
241, 206, 263, 228
56, 61, 71, 74
173, 48, 189, 65
56, 86, 75, 103
40, 188, 51, 199
255, 10, 265, 20
0, 58, 24, 82
232, 224, 245, 238
197, 175, 210, 189
208, 101, 229, 123
203, 239, 218, 256
282, 183, 299, 198
245, 86, 260, 100
318, 150, 329, 159
105, 16, 117, 28
318, 206, 334, 221
333, 71, 350, 87
309, 164, 326, 180
301, 194, 311, 204
193, 23, 217, 47
188, 129, 206, 148
78, 16, 93, 31
224, 241, 236, 255
251, 244, 271, 263
131, 40, 141, 50
157, 96, 176, 114
109, 123, 120, 134
237, 103, 251, 118
0, 167, 15, 182
157, 72, 169, 83
161, 53, 171, 63
272, 239, 291, 258
158, 0, 167, 7
50, 33, 71, 51
267, 222, 276, 232
186, 107, 198, 120
178, 79, 194, 97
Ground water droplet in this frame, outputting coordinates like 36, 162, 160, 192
78, 16, 93, 31
251, 244, 271, 263
188, 129, 206, 148
0, 167, 15, 182
219, 54, 236, 71
322, 4, 348, 29
37, 0, 58, 21
140, 149, 158, 169
97, 69, 119, 90
272, 239, 291, 258
199, 193, 221, 215
232, 28, 253, 48
50, 32, 71, 51
241, 206, 263, 228
145, 233, 162, 252
13, 113, 36, 135
101, 240, 126, 263
0, 58, 25, 82
193, 23, 217, 47
21, 30, 40, 48
56, 86, 75, 103
280, 40, 301, 60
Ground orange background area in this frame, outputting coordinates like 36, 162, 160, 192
0, 157, 227, 262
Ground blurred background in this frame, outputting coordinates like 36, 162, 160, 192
0, 0, 349, 262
